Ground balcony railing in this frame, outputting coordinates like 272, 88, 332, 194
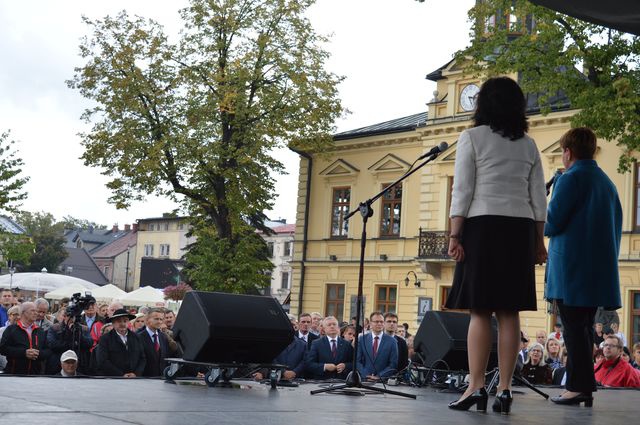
418, 229, 450, 259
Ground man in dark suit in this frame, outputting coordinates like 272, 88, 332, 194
137, 308, 175, 377
357, 311, 398, 381
305, 316, 353, 380
254, 337, 307, 382
297, 313, 319, 348
96, 309, 146, 377
383, 312, 408, 375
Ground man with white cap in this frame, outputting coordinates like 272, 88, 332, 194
60, 350, 79, 377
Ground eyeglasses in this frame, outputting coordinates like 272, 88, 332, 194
370, 320, 384, 324
603, 344, 621, 349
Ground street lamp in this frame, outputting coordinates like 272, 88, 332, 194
404, 271, 421, 288
36, 267, 47, 298
9, 259, 15, 289
124, 245, 131, 292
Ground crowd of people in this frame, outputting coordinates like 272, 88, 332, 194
0, 288, 180, 377
518, 326, 640, 389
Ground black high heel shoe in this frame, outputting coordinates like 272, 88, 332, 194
492, 389, 513, 415
448, 388, 488, 411
550, 393, 593, 407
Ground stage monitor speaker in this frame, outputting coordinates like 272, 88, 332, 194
414, 311, 498, 371
173, 291, 294, 363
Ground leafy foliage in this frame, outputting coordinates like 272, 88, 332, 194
459, 0, 640, 171
0, 234, 34, 270
69, 0, 342, 292
61, 215, 107, 231
15, 211, 68, 272
163, 282, 193, 301
0, 131, 29, 213
183, 224, 272, 294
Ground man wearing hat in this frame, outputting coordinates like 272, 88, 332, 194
95, 309, 146, 377
60, 350, 79, 377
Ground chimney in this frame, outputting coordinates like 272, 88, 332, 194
132, 223, 138, 232
124, 224, 131, 232
112, 224, 119, 233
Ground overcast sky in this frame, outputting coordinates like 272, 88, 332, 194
0, 0, 474, 227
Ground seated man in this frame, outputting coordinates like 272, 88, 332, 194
594, 335, 640, 388
305, 316, 353, 380
254, 337, 307, 382
356, 311, 398, 381
59, 350, 80, 377
96, 309, 146, 377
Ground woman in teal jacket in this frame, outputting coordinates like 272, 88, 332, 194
545, 127, 622, 406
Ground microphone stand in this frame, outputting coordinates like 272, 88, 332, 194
310, 151, 443, 399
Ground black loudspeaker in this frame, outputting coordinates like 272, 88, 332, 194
414, 311, 498, 370
173, 291, 294, 363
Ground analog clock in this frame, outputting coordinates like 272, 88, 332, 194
459, 84, 480, 112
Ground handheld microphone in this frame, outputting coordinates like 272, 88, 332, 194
417, 141, 449, 161
546, 170, 563, 195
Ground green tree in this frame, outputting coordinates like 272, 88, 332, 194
15, 211, 68, 272
61, 215, 107, 231
183, 224, 272, 294
68, 0, 342, 292
0, 233, 34, 271
458, 0, 640, 171
0, 131, 29, 212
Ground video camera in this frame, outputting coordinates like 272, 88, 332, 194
66, 292, 95, 318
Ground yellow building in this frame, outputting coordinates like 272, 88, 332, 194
131, 215, 194, 290
290, 60, 640, 345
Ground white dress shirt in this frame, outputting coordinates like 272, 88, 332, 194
450, 126, 547, 221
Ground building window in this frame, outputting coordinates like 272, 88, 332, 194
281, 272, 290, 290
440, 286, 451, 310
380, 183, 402, 237
164, 223, 170, 231
631, 290, 640, 344
284, 241, 293, 257
331, 187, 350, 238
325, 284, 345, 322
144, 244, 154, 257
103, 266, 110, 278
148, 224, 155, 231
375, 285, 397, 314
178, 223, 184, 230
267, 242, 274, 257
160, 244, 170, 257
635, 163, 640, 231
484, 14, 496, 33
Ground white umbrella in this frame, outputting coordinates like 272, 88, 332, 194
91, 284, 126, 303
120, 286, 166, 307
0, 272, 99, 292
44, 283, 89, 300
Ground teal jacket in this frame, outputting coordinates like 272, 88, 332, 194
544, 160, 622, 309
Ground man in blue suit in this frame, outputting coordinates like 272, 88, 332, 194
357, 311, 398, 381
304, 316, 353, 380
545, 127, 622, 406
254, 337, 307, 381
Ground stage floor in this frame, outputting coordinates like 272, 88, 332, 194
0, 377, 637, 425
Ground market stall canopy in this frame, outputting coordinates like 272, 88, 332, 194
119, 286, 166, 307
91, 284, 127, 303
44, 283, 89, 300
531, 0, 640, 35
0, 272, 99, 293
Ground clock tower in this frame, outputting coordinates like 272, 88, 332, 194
425, 59, 483, 120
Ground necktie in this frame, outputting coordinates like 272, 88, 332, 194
331, 339, 337, 358
153, 333, 160, 352
373, 336, 379, 358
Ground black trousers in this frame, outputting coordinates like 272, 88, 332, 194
557, 302, 597, 393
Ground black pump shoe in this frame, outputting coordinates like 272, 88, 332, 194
550, 393, 593, 407
449, 388, 488, 411
492, 389, 513, 415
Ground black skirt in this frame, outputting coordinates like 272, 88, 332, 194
445, 215, 537, 311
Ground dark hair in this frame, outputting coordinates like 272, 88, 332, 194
559, 127, 597, 160
473, 77, 528, 140
383, 312, 398, 320
369, 311, 384, 320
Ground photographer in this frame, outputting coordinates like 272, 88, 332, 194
46, 307, 93, 375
